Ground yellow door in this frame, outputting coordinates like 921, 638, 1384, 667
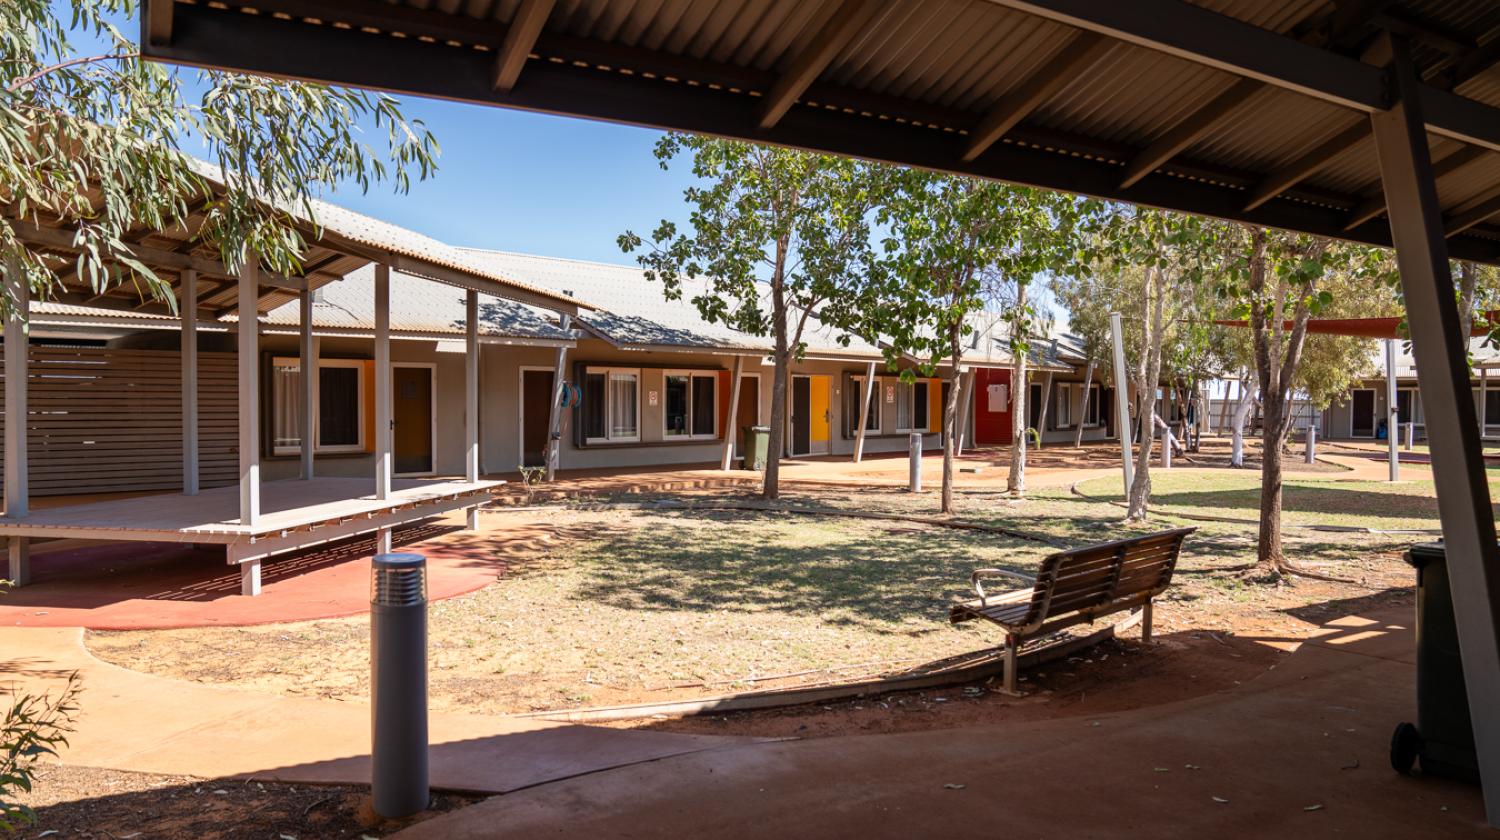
809, 375, 831, 451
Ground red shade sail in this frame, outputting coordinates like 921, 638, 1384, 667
1212, 312, 1500, 339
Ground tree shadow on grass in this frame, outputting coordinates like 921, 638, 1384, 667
570, 510, 1053, 632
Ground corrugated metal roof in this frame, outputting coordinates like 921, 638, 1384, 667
142, 0, 1500, 263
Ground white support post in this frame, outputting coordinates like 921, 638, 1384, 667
299, 286, 315, 481
374, 264, 392, 501
545, 315, 571, 482
720, 355, 745, 471
376, 526, 392, 556
6, 538, 28, 588
1386, 339, 1400, 482
465, 290, 481, 530
955, 368, 975, 455
1034, 371, 1053, 450
4, 256, 28, 523
1110, 313, 1133, 496
908, 432, 922, 492
237, 260, 260, 527
853, 360, 876, 463
1304, 409, 1317, 464
240, 559, 261, 597
1483, 366, 1490, 437
181, 269, 200, 496
1371, 34, 1500, 826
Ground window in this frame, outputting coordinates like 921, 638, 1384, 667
848, 375, 881, 435
1083, 384, 1102, 426
1397, 388, 1423, 425
1055, 383, 1073, 428
271, 357, 367, 455
897, 380, 929, 432
1028, 383, 1043, 429
664, 371, 718, 439
582, 367, 641, 443
1486, 389, 1500, 428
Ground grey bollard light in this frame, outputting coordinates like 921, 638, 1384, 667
908, 432, 922, 493
371, 552, 429, 819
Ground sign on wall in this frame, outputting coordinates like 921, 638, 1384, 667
648, 389, 659, 407
987, 383, 1009, 412
885, 385, 895, 404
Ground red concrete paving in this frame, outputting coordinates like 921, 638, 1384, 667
396, 606, 1489, 839
0, 510, 546, 630
2, 625, 762, 794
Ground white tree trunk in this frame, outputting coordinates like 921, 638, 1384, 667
1230, 385, 1258, 467
1072, 360, 1095, 449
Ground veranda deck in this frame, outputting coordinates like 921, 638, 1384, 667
0, 477, 500, 595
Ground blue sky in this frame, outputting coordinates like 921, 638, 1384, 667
59, 2, 694, 267
325, 101, 694, 265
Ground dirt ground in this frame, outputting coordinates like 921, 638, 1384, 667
15, 764, 476, 839
86, 466, 1422, 730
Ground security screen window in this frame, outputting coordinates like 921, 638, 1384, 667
665, 371, 717, 438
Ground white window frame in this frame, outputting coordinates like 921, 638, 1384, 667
1055, 382, 1074, 429
1397, 387, 1424, 427
662, 369, 719, 440
1083, 383, 1103, 428
584, 365, 642, 444
895, 380, 931, 433
852, 374, 883, 435
271, 356, 366, 456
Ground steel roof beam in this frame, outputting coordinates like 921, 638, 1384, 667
1118, 78, 1259, 189
1342, 144, 1488, 230
757, 0, 886, 131
1242, 121, 1369, 211
984, 0, 1500, 154
960, 31, 1112, 162
1446, 186, 1500, 237
492, 0, 556, 94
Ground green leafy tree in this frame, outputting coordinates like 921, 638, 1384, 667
1050, 269, 1116, 448
1, 0, 439, 310
1219, 227, 1392, 576
619, 136, 880, 499
871, 172, 1091, 510
1095, 207, 1224, 520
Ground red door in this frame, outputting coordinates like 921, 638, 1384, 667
973, 368, 1013, 446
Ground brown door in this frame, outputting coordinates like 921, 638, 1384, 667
393, 366, 433, 474
522, 369, 554, 468
735, 377, 759, 453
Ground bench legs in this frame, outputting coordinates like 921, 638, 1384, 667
1142, 600, 1154, 644
6, 537, 28, 587
1003, 634, 1019, 694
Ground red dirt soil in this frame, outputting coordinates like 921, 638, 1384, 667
0, 511, 547, 630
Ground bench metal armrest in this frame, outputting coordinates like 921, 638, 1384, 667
970, 568, 1037, 606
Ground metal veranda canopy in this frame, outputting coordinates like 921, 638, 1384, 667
134, 0, 1500, 825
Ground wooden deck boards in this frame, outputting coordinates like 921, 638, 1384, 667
0, 477, 501, 542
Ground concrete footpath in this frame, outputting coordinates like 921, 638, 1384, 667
398, 608, 1489, 839
0, 625, 763, 794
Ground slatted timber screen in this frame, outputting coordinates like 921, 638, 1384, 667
0, 347, 239, 496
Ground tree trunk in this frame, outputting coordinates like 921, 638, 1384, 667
1230, 380, 1257, 467
942, 347, 964, 515
1126, 266, 1165, 520
763, 296, 789, 500
1459, 261, 1477, 340
1008, 286, 1028, 496
1073, 360, 1095, 448
1257, 396, 1287, 573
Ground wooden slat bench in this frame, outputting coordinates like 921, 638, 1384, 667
949, 527, 1195, 693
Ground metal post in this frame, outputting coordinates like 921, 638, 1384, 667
4, 257, 28, 586
370, 552, 429, 819
299, 286, 315, 481
545, 315, 571, 481
1386, 339, 1400, 482
1371, 34, 1500, 826
1483, 366, 1490, 437
1304, 409, 1317, 464
237, 259, 260, 527
853, 360, 876, 463
374, 264, 392, 501
720, 355, 745, 471
181, 269, 199, 495
1110, 313, 1133, 496
908, 431, 922, 493
465, 291, 481, 529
